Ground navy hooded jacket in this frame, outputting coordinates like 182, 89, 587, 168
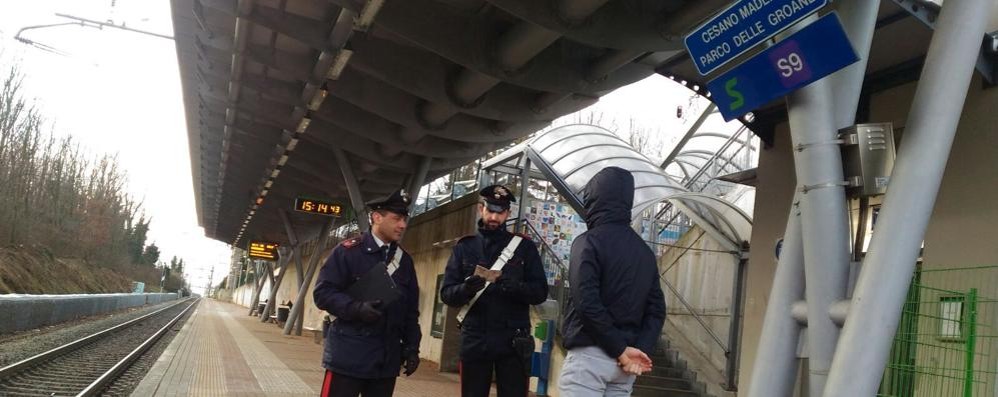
561, 166, 666, 358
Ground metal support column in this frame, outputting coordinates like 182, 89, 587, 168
724, 250, 749, 391
516, 156, 531, 231
260, 247, 292, 322
748, 3, 878, 394
824, 0, 991, 395
333, 147, 370, 232
787, 74, 849, 397
660, 103, 717, 169
747, 200, 805, 397
247, 260, 267, 316
284, 218, 336, 335
407, 156, 432, 206
829, 0, 881, 128
525, 147, 586, 217
279, 210, 305, 291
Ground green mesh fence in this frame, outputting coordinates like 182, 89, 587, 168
879, 266, 998, 397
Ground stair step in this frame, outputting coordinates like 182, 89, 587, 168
648, 366, 689, 379
631, 384, 701, 397
634, 374, 692, 390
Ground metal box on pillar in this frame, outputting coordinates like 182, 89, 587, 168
840, 123, 897, 197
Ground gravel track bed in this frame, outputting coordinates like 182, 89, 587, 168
100, 300, 198, 396
0, 299, 196, 396
0, 299, 183, 368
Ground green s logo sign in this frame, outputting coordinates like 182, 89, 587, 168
725, 78, 744, 111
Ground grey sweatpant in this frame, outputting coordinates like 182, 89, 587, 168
558, 346, 637, 396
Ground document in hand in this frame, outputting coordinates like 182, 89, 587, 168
345, 262, 403, 305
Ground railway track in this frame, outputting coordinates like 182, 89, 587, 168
0, 297, 198, 396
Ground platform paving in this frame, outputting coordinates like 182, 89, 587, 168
132, 298, 479, 396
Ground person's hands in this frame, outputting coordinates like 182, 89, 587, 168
401, 349, 420, 376
617, 347, 653, 376
463, 275, 487, 295
350, 300, 384, 323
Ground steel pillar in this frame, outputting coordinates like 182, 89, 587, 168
247, 260, 267, 316
725, 251, 748, 391
260, 247, 292, 322
829, 0, 881, 128
787, 74, 849, 397
283, 218, 336, 335
333, 147, 370, 232
747, 200, 805, 397
256, 262, 275, 312
824, 0, 992, 395
279, 210, 306, 289
660, 103, 717, 169
407, 156, 432, 207
515, 156, 531, 231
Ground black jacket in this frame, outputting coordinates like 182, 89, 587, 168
561, 166, 666, 358
441, 221, 548, 359
313, 232, 421, 379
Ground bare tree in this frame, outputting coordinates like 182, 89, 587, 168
0, 57, 157, 272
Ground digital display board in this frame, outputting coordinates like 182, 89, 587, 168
248, 241, 279, 261
294, 197, 343, 217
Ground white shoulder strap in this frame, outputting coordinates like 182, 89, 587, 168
456, 235, 523, 324
387, 246, 404, 276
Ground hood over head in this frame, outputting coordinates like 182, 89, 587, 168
581, 166, 633, 228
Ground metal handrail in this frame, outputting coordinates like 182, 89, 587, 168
518, 219, 569, 275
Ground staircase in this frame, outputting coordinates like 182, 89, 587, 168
632, 338, 715, 397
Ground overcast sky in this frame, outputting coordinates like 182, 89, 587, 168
0, 0, 230, 294
0, 1, 738, 296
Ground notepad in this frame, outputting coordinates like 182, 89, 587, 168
345, 262, 403, 305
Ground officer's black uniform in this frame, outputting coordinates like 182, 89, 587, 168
313, 190, 421, 397
441, 185, 549, 397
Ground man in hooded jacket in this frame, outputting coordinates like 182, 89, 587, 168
558, 166, 666, 396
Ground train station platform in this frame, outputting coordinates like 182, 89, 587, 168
132, 298, 473, 396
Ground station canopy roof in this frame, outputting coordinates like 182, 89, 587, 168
169, 0, 995, 246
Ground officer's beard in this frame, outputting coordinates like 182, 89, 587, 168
483, 220, 501, 230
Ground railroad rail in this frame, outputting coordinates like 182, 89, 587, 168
0, 297, 199, 396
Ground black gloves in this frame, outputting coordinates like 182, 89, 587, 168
463, 275, 487, 296
349, 300, 383, 323
401, 348, 420, 376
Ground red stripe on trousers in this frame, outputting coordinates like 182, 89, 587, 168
321, 370, 334, 396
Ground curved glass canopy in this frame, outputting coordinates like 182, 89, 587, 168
530, 124, 752, 252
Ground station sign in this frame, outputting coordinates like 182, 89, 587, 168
294, 196, 343, 217
707, 13, 858, 121
685, 0, 827, 76
248, 240, 280, 261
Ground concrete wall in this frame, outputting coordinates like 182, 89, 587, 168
0, 293, 180, 334
402, 193, 481, 371
737, 70, 998, 395
870, 74, 998, 397
738, 121, 799, 395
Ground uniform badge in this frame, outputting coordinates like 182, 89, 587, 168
341, 237, 360, 248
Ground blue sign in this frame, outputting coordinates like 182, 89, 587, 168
707, 13, 858, 121
685, 0, 827, 76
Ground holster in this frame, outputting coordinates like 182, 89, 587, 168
512, 328, 535, 376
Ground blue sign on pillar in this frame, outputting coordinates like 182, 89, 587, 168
685, 0, 828, 76
707, 13, 859, 121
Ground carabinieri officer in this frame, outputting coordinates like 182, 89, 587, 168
313, 189, 421, 397
441, 185, 549, 397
